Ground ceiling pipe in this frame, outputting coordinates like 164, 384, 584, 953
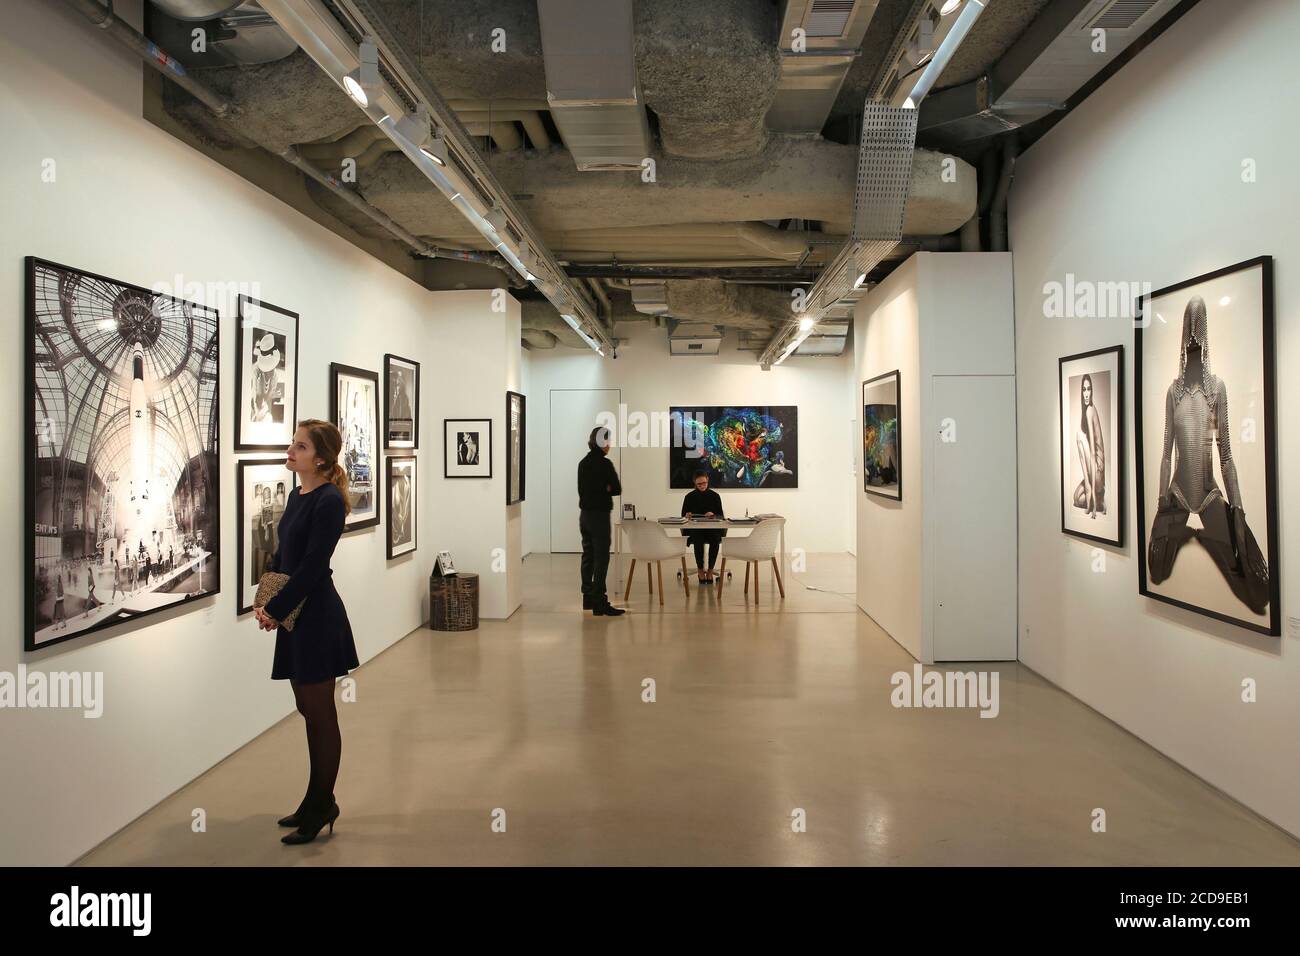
586, 279, 613, 330
988, 137, 1019, 253
62, 0, 232, 116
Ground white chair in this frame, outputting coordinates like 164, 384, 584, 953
621, 521, 692, 605
716, 518, 785, 603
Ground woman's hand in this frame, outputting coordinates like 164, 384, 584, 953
253, 606, 279, 631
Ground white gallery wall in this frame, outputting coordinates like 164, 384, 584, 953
522, 322, 855, 558
1010, 0, 1299, 836
0, 0, 518, 864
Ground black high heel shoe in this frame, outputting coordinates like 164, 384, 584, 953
281, 802, 340, 845
278, 792, 333, 828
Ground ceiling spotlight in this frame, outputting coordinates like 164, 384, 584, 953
343, 37, 380, 108
485, 205, 508, 233
854, 273, 867, 289
799, 316, 815, 332
421, 134, 447, 166
1219, 295, 1231, 306
940, 0, 962, 14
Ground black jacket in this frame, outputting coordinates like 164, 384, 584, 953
577, 449, 621, 511
681, 489, 724, 518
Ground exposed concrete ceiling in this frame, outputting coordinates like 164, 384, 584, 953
144, 0, 1057, 351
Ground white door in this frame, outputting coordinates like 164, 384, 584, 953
549, 388, 621, 552
931, 375, 1018, 661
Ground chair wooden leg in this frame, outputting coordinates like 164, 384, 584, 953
648, 561, 653, 593
681, 556, 690, 597
624, 559, 636, 602
717, 558, 726, 597
656, 561, 665, 606
771, 557, 786, 598
753, 561, 759, 603
743, 562, 750, 594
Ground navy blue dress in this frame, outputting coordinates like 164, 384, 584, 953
267, 482, 359, 683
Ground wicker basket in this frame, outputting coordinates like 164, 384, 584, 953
429, 572, 479, 631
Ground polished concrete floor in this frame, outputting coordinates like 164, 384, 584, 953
79, 553, 1300, 866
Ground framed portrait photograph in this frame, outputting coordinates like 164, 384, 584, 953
25, 257, 220, 650
235, 295, 298, 451
862, 371, 901, 500
444, 419, 492, 478
384, 353, 419, 449
667, 405, 798, 488
506, 390, 525, 504
386, 455, 417, 560
236, 460, 295, 614
1058, 346, 1123, 546
1135, 256, 1278, 636
330, 362, 381, 533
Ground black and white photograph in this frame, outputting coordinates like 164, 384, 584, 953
386, 455, 417, 560
25, 257, 221, 650
1136, 256, 1278, 635
235, 295, 298, 451
330, 362, 381, 532
1058, 346, 1123, 546
384, 353, 419, 449
444, 418, 492, 478
506, 390, 525, 504
236, 460, 295, 614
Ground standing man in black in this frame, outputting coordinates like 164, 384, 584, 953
578, 426, 625, 616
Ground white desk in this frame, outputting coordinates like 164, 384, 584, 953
614, 517, 788, 589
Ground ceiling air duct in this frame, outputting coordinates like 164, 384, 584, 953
765, 0, 880, 135
537, 0, 652, 171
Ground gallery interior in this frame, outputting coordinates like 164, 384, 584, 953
2, 0, 1297, 871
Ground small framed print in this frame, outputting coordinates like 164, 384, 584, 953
236, 295, 299, 451
386, 456, 417, 560
384, 353, 419, 449
1058, 345, 1124, 547
506, 390, 526, 504
237, 460, 296, 614
330, 363, 381, 533
444, 418, 492, 478
434, 551, 456, 576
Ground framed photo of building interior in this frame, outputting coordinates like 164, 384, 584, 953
506, 390, 525, 504
383, 353, 419, 449
236, 460, 295, 614
25, 256, 221, 651
444, 418, 492, 478
329, 362, 381, 533
1135, 255, 1278, 636
386, 455, 417, 560
1058, 346, 1123, 547
862, 370, 901, 500
235, 295, 298, 451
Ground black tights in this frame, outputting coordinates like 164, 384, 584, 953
292, 678, 341, 811
688, 532, 722, 570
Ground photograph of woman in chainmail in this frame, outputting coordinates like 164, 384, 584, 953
1138, 257, 1277, 635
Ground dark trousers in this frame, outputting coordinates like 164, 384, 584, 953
579, 509, 612, 606
686, 530, 723, 570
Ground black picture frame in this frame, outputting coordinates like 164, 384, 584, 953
25, 256, 221, 651
506, 390, 526, 505
235, 295, 299, 451
329, 362, 381, 533
386, 455, 417, 560
444, 418, 493, 479
1057, 345, 1124, 547
236, 459, 296, 615
383, 353, 420, 450
1134, 255, 1278, 636
862, 370, 902, 501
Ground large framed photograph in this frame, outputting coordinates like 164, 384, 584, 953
862, 371, 901, 500
444, 419, 492, 478
383, 353, 419, 449
1058, 346, 1123, 546
235, 295, 298, 451
329, 362, 381, 533
1135, 256, 1278, 636
25, 257, 220, 650
506, 390, 526, 504
668, 405, 798, 488
386, 455, 417, 559
236, 460, 295, 614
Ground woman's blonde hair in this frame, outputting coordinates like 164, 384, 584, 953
299, 418, 352, 515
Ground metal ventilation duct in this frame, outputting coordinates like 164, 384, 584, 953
765, 0, 880, 136
537, 0, 652, 171
667, 321, 724, 356
918, 0, 1184, 148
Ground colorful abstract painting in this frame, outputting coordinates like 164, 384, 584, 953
863, 371, 901, 499
669, 406, 798, 489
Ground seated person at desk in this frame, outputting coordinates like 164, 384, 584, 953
681, 470, 725, 583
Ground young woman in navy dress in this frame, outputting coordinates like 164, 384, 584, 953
254, 419, 360, 845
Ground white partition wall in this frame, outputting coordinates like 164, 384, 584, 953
855, 252, 1017, 663
1009, 0, 1300, 837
